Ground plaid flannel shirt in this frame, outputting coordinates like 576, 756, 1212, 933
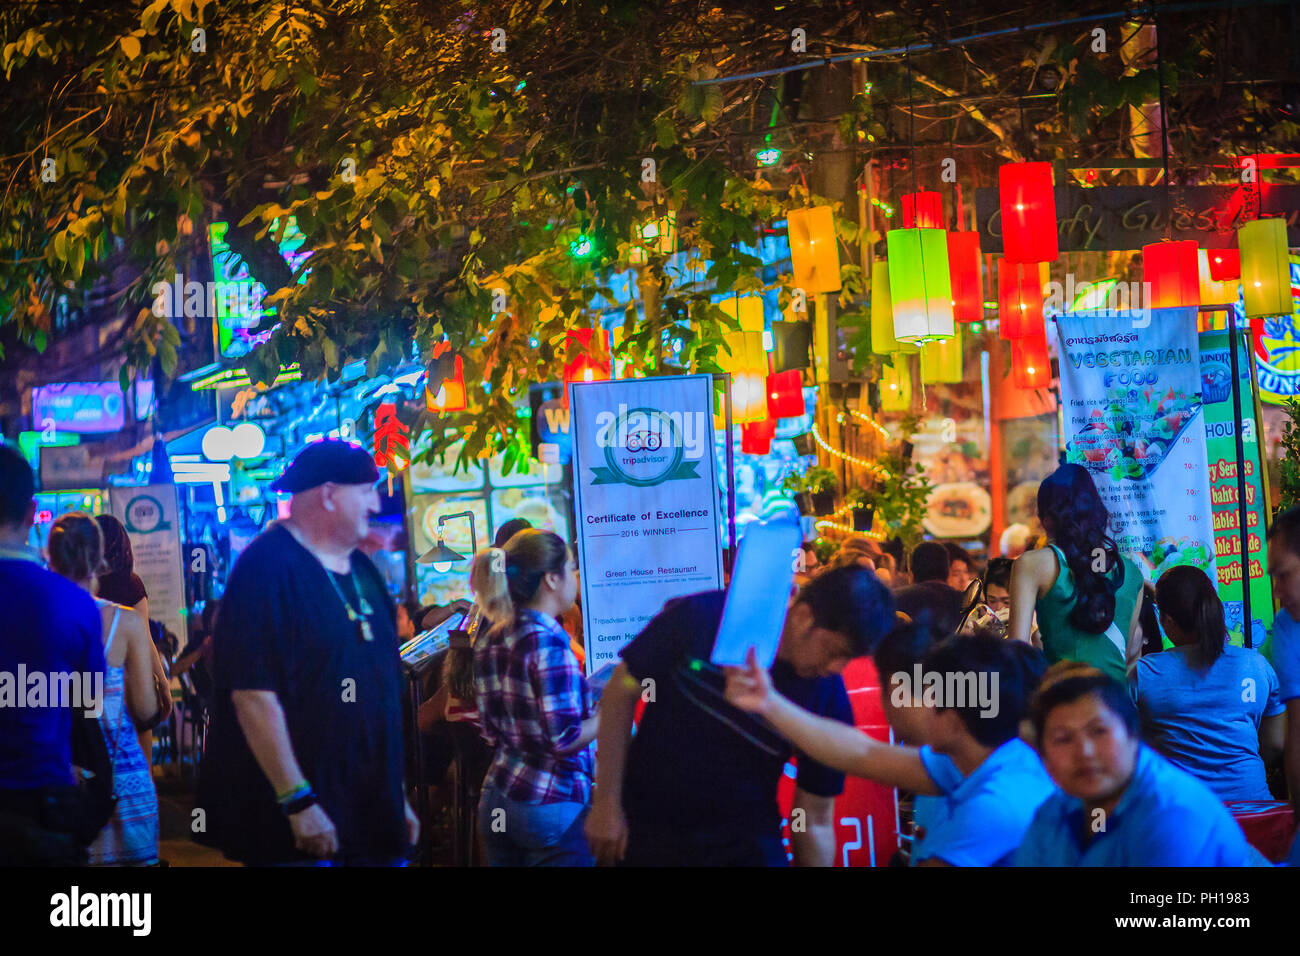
474, 609, 594, 804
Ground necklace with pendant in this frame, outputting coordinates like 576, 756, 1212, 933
324, 565, 376, 642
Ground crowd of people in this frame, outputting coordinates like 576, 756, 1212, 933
4, 434, 1300, 868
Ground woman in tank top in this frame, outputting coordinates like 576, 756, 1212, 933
48, 513, 163, 865
1007, 464, 1143, 684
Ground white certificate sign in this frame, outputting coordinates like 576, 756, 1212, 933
570, 374, 724, 676
109, 484, 188, 647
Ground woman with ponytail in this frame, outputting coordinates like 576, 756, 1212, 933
470, 529, 597, 866
1130, 565, 1286, 801
1008, 464, 1143, 683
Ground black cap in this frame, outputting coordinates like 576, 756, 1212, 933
271, 439, 380, 494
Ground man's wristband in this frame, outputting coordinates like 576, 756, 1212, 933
276, 780, 311, 805
280, 790, 319, 817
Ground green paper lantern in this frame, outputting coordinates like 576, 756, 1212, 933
887, 227, 955, 344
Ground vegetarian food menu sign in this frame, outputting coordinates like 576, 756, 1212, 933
1198, 330, 1273, 647
1056, 308, 1215, 583
570, 374, 724, 676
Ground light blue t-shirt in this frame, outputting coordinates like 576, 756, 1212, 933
1131, 645, 1284, 802
1015, 744, 1258, 866
1263, 609, 1300, 704
913, 739, 1056, 866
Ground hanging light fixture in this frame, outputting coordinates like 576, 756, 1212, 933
1206, 248, 1241, 281
1142, 240, 1200, 309
720, 293, 765, 333
870, 260, 918, 355
901, 191, 944, 229
719, 330, 769, 424
1239, 217, 1292, 317
740, 418, 777, 455
886, 227, 954, 344
998, 162, 1059, 263
563, 327, 611, 390
426, 342, 468, 413
997, 259, 1044, 339
1197, 249, 1239, 309
766, 370, 805, 419
920, 325, 963, 384
947, 231, 983, 322
1011, 330, 1051, 389
786, 206, 841, 294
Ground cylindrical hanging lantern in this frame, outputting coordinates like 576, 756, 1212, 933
997, 259, 1044, 340
1142, 240, 1200, 309
1197, 249, 1239, 309
1011, 331, 1051, 389
880, 355, 913, 411
719, 330, 769, 424
1239, 217, 1292, 317
1207, 248, 1241, 281
920, 325, 963, 384
870, 260, 918, 355
947, 231, 983, 322
902, 191, 944, 229
720, 293, 766, 332
740, 418, 777, 456
786, 206, 841, 293
886, 228, 954, 344
999, 162, 1059, 263
766, 369, 805, 419
562, 328, 611, 407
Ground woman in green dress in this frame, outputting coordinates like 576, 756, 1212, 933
1007, 464, 1143, 684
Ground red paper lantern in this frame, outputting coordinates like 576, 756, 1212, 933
997, 260, 1044, 340
562, 328, 611, 406
1143, 240, 1200, 309
741, 418, 777, 456
766, 370, 805, 419
998, 162, 1058, 263
947, 231, 983, 322
901, 191, 944, 229
1207, 248, 1241, 281
1012, 330, 1050, 389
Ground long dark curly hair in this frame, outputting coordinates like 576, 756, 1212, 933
1037, 464, 1123, 633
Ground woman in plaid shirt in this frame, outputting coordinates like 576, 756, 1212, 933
471, 529, 599, 866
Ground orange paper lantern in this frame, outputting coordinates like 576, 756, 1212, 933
999, 162, 1058, 263
998, 260, 1044, 340
1142, 240, 1200, 309
1011, 330, 1050, 389
786, 206, 842, 294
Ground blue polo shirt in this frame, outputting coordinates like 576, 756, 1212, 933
914, 738, 1056, 866
1263, 609, 1300, 704
1015, 744, 1258, 866
0, 553, 105, 790
1132, 645, 1284, 802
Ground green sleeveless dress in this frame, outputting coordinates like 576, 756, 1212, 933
1035, 544, 1142, 684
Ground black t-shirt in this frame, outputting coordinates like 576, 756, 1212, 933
197, 524, 407, 864
619, 590, 852, 840
893, 580, 964, 637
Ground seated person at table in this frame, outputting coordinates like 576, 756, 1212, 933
584, 566, 895, 867
1131, 566, 1285, 803
1016, 665, 1259, 866
894, 542, 964, 641
725, 631, 1056, 867
1263, 506, 1300, 814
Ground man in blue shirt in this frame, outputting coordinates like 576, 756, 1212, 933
0, 443, 105, 865
726, 630, 1057, 866
1018, 667, 1258, 866
1264, 506, 1300, 813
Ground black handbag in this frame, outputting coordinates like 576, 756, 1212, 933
69, 710, 117, 845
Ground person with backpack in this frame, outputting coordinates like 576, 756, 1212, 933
0, 444, 106, 865
48, 513, 164, 865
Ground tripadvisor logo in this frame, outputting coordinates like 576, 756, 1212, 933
589, 405, 705, 487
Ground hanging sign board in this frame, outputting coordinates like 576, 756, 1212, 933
1055, 308, 1216, 583
570, 374, 724, 675
109, 485, 188, 647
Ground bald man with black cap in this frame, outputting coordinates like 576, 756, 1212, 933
197, 440, 418, 866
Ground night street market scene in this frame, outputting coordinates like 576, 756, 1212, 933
3, 0, 1300, 926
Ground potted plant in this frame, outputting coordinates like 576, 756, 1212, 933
845, 487, 875, 531
806, 466, 839, 515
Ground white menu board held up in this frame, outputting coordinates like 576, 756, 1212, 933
570, 374, 724, 676
109, 485, 188, 650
